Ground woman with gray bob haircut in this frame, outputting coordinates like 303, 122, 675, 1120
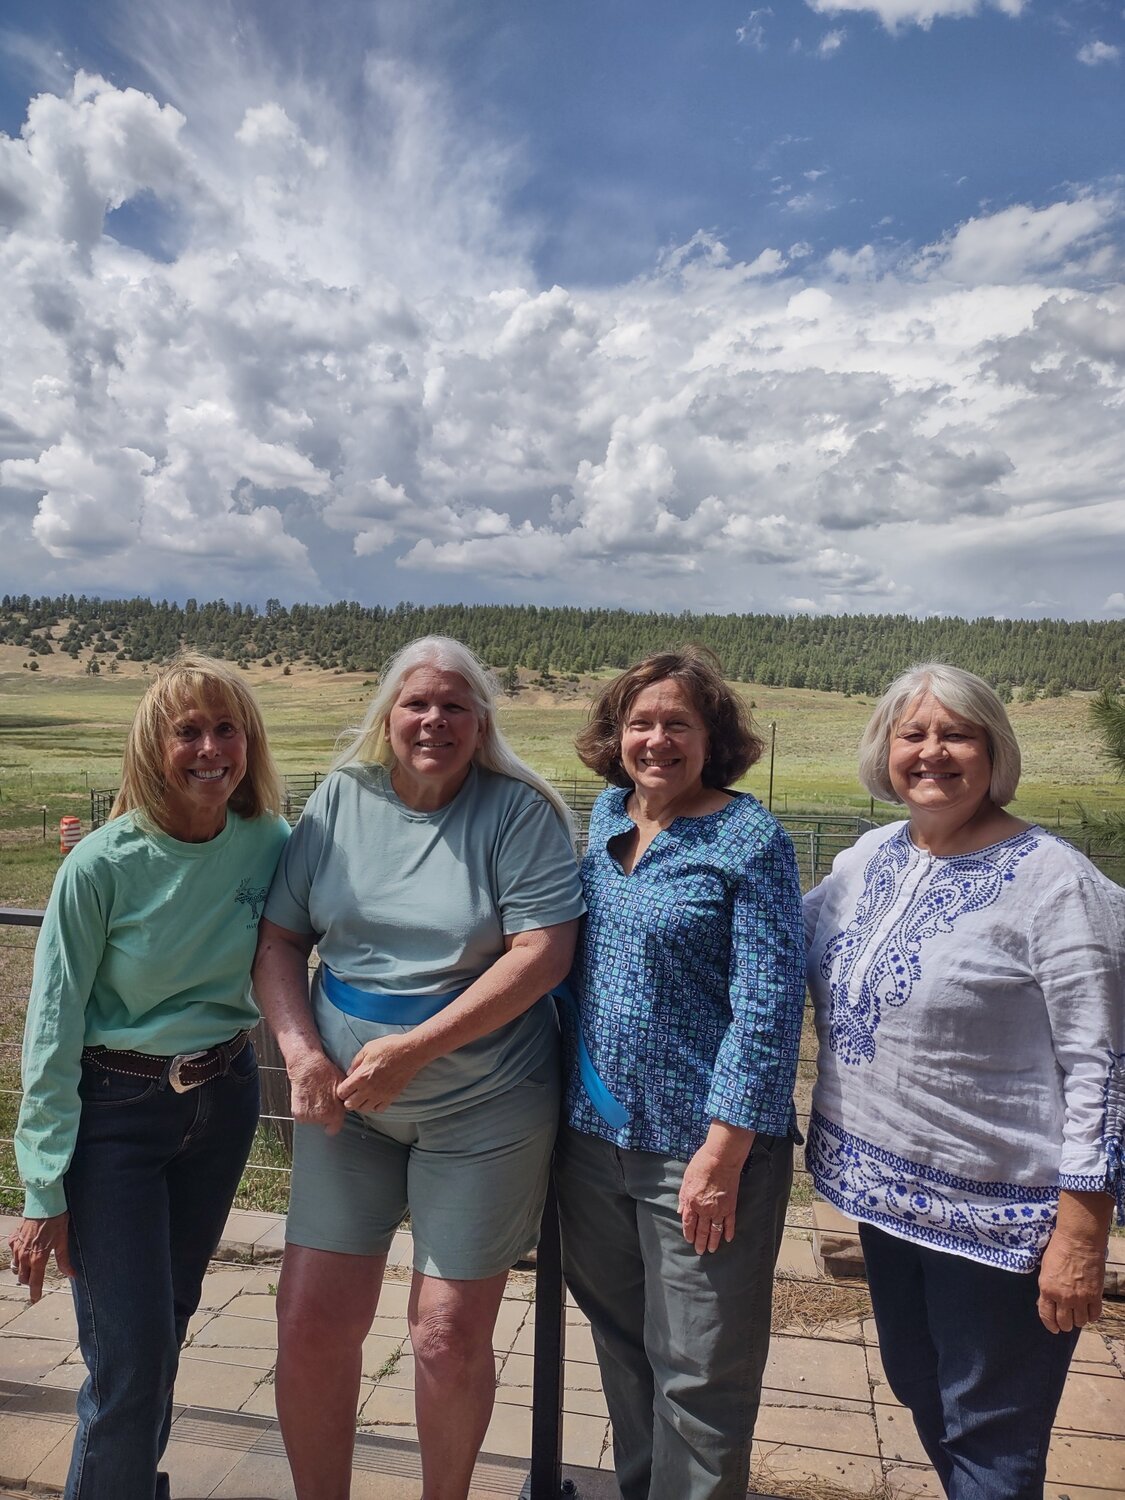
858, 662, 1022, 807
805, 661, 1124, 1499
254, 636, 584, 1500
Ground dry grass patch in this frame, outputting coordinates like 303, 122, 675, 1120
750, 1467, 900, 1500
771, 1271, 871, 1337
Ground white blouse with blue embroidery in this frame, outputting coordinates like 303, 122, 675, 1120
805, 822, 1125, 1272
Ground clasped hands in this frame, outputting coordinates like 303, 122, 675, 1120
288, 1035, 420, 1133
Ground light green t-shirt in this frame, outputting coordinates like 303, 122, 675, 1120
17, 809, 290, 1217
264, 763, 585, 1119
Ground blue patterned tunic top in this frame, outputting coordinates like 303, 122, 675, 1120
806, 822, 1125, 1272
563, 787, 805, 1161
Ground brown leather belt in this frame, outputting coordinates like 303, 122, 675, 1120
81, 1031, 251, 1094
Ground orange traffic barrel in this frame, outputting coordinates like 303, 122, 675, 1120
59, 816, 82, 854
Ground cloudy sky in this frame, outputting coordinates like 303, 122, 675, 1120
1, 0, 1123, 619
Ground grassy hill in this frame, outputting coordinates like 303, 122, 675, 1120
2, 652, 1122, 908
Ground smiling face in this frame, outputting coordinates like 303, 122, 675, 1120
386, 667, 484, 806
619, 678, 709, 801
887, 692, 994, 822
161, 697, 248, 840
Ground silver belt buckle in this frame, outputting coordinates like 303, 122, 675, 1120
168, 1049, 209, 1093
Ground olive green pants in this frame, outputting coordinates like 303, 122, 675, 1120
556, 1127, 793, 1500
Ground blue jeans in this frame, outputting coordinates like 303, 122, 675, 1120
556, 1127, 793, 1500
859, 1223, 1080, 1500
62, 1045, 260, 1500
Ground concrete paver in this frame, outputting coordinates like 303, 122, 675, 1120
238, 1376, 280, 1419
2, 1289, 77, 1341
0, 1338, 76, 1383
25, 1426, 76, 1490
359, 1384, 417, 1430
873, 1402, 931, 1466
882, 1463, 944, 1498
38, 1360, 86, 1390
174, 1355, 266, 1411
1055, 1366, 1125, 1436
2, 1209, 1122, 1498
0, 1411, 74, 1488
1046, 1430, 1125, 1489
754, 1403, 881, 1458
211, 1447, 299, 1500
1044, 1488, 1125, 1500
563, 1384, 609, 1419
765, 1331, 869, 1400
191, 1312, 281, 1353
751, 1439, 885, 1492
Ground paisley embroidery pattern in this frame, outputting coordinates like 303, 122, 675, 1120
820, 827, 1040, 1067
1103, 1048, 1125, 1224
807, 1109, 1058, 1270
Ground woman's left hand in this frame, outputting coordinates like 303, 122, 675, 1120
1037, 1189, 1113, 1334
678, 1123, 756, 1255
8, 1214, 74, 1304
337, 1034, 422, 1113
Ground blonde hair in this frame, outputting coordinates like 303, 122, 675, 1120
333, 635, 574, 832
858, 662, 1022, 807
111, 653, 283, 829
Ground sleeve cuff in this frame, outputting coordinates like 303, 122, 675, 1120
706, 1087, 795, 1138
23, 1182, 67, 1219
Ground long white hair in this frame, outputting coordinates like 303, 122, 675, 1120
332, 635, 575, 832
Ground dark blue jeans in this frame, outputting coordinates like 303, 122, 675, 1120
859, 1223, 1080, 1500
62, 1045, 260, 1500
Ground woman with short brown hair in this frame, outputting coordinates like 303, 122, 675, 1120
558, 645, 804, 1500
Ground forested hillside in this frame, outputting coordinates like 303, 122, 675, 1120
2, 595, 1121, 697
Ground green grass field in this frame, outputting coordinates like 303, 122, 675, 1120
2, 665, 1122, 909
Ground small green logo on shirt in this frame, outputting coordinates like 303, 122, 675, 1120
235, 880, 269, 927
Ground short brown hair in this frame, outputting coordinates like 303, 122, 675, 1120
576, 646, 764, 789
111, 653, 283, 830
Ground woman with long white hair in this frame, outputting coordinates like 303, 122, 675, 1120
253, 636, 583, 1500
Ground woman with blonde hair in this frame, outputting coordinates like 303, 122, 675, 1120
254, 635, 584, 1500
10, 653, 289, 1500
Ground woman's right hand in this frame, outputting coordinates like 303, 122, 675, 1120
287, 1049, 347, 1135
8, 1213, 74, 1304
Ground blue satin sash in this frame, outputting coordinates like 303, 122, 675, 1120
319, 966, 628, 1130
320, 965, 463, 1024
552, 980, 629, 1130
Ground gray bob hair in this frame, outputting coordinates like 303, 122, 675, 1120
332, 635, 574, 832
858, 662, 1022, 807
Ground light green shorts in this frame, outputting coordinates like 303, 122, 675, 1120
285, 1061, 560, 1279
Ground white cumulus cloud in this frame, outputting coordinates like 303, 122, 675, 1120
0, 3, 1123, 619
805, 0, 1025, 31
1077, 41, 1121, 67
